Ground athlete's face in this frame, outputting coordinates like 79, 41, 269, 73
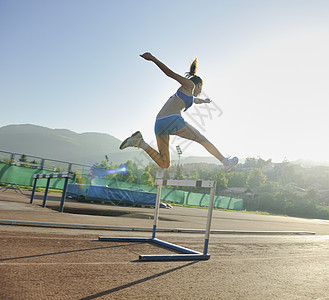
193, 83, 202, 97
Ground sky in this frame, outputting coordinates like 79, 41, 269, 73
1, 0, 329, 164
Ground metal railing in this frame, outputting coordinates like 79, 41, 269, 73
0, 150, 91, 174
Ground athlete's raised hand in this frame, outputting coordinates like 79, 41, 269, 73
140, 52, 155, 61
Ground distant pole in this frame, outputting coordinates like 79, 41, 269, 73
10, 153, 15, 165
176, 146, 182, 166
40, 159, 45, 170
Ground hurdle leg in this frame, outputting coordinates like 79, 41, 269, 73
30, 178, 38, 204
203, 183, 216, 255
59, 177, 69, 212
152, 184, 162, 239
11, 183, 19, 193
13, 183, 24, 195
0, 184, 11, 192
42, 178, 51, 207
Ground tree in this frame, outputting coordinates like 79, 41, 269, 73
18, 154, 29, 167
257, 157, 272, 168
227, 172, 247, 187
187, 169, 199, 180
2, 158, 11, 164
29, 159, 38, 169
246, 168, 266, 187
244, 157, 258, 168
175, 165, 185, 180
213, 169, 228, 189
19, 154, 27, 163
140, 166, 154, 186
243, 157, 272, 169
304, 187, 321, 205
91, 160, 115, 179
147, 163, 162, 178
117, 167, 137, 183
117, 161, 137, 183
277, 162, 297, 186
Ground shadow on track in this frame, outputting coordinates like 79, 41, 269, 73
79, 261, 198, 300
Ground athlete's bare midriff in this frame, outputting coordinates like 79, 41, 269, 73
156, 95, 185, 118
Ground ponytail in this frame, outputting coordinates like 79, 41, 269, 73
189, 58, 198, 77
185, 57, 203, 85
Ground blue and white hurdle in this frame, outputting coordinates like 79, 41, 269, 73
99, 179, 217, 261
30, 172, 75, 212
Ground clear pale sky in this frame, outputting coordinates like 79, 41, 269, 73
1, 0, 329, 163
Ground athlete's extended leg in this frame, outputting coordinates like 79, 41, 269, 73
173, 123, 238, 172
174, 124, 225, 162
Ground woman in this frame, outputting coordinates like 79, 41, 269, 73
120, 52, 238, 172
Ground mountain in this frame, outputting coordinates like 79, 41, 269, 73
0, 124, 148, 166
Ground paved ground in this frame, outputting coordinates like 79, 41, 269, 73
1, 190, 329, 299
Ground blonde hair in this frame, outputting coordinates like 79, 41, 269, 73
189, 58, 198, 76
185, 58, 202, 85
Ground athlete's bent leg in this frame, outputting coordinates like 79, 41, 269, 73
120, 131, 170, 168
143, 135, 170, 169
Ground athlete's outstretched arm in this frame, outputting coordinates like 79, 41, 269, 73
140, 52, 194, 91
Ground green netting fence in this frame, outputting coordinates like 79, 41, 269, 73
0, 163, 243, 210
0, 163, 76, 189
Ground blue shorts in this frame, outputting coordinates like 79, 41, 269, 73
154, 114, 187, 135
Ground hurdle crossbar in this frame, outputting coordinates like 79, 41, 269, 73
99, 179, 216, 261
30, 172, 75, 212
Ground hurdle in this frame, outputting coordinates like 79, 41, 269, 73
30, 172, 75, 212
0, 182, 24, 194
99, 179, 217, 261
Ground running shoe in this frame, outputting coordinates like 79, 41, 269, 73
119, 131, 143, 150
223, 156, 239, 173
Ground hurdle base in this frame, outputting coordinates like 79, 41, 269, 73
98, 236, 209, 261
139, 254, 210, 261
98, 237, 150, 243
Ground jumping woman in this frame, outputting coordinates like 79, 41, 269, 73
120, 52, 238, 172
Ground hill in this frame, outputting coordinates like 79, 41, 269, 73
0, 124, 148, 166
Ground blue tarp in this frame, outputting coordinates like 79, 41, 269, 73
67, 184, 156, 206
